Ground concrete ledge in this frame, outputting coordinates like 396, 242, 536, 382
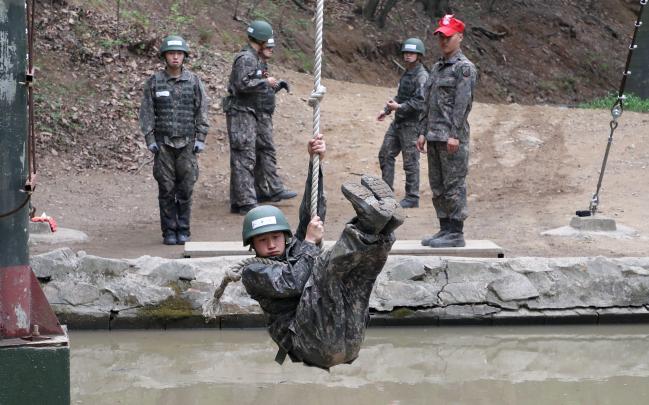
31, 249, 649, 329
184, 239, 505, 258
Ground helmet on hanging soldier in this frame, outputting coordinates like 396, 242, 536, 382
159, 35, 190, 58
247, 20, 274, 43
401, 37, 425, 55
242, 205, 292, 246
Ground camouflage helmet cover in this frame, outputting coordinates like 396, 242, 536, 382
242, 205, 292, 246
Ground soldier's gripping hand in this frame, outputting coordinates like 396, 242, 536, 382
193, 140, 205, 154
305, 215, 324, 245
308, 133, 326, 158
377, 110, 387, 121
148, 143, 160, 154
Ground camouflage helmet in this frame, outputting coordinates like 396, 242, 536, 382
247, 20, 274, 43
242, 205, 292, 246
401, 37, 425, 55
159, 35, 190, 57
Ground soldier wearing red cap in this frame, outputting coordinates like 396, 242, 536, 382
417, 15, 477, 248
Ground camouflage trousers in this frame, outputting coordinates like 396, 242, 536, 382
427, 140, 469, 221
153, 144, 199, 236
378, 122, 420, 201
227, 110, 284, 208
289, 224, 395, 369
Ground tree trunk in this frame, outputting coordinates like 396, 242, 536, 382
376, 0, 397, 28
362, 0, 380, 20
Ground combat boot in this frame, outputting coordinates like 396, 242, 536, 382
177, 232, 190, 245
360, 175, 404, 234
259, 190, 298, 203
421, 218, 450, 246
399, 198, 419, 209
163, 231, 177, 245
231, 203, 258, 215
341, 175, 397, 234
427, 219, 465, 248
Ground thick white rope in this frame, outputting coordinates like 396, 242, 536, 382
308, 0, 326, 218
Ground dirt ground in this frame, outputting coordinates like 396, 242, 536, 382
31, 68, 649, 259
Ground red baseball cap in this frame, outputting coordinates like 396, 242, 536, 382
434, 14, 465, 36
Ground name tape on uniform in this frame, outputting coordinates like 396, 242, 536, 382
156, 91, 170, 97
252, 216, 277, 229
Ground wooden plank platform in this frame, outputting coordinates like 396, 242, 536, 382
183, 240, 504, 258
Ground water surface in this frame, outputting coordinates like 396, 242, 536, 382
70, 325, 649, 404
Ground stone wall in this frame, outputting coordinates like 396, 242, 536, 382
30, 248, 649, 329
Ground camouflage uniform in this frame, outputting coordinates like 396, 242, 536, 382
379, 63, 428, 202
241, 167, 396, 370
225, 45, 285, 208
419, 50, 476, 221
139, 68, 209, 237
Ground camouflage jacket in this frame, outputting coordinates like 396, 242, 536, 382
387, 63, 429, 125
419, 50, 477, 143
256, 60, 278, 114
241, 162, 326, 355
226, 45, 274, 113
139, 68, 209, 148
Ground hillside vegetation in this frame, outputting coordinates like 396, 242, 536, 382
34, 0, 640, 172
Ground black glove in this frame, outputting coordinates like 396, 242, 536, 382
277, 80, 290, 93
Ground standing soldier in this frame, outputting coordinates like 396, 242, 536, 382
377, 37, 429, 209
225, 20, 296, 215
417, 15, 477, 248
256, 37, 291, 200
139, 35, 209, 245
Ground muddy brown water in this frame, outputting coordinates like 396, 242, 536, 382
70, 326, 649, 404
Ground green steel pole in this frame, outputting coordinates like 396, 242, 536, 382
1, 2, 70, 404
0, 0, 29, 266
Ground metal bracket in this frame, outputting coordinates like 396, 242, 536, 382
19, 68, 34, 87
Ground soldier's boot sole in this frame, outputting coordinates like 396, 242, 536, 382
360, 175, 403, 234
341, 181, 393, 235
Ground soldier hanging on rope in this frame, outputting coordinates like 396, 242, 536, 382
205, 134, 405, 370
